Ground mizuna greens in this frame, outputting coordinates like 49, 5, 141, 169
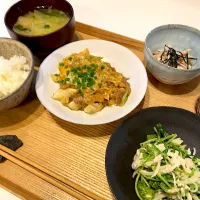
132, 124, 200, 200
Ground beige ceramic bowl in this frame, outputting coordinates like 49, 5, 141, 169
0, 38, 34, 111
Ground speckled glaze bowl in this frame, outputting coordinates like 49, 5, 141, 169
144, 24, 200, 85
0, 38, 34, 111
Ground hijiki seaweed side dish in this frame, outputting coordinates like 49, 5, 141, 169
153, 45, 197, 70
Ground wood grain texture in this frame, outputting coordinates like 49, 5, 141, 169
0, 146, 93, 200
0, 22, 200, 200
0, 161, 77, 200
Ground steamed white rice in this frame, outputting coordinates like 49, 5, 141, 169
0, 55, 30, 98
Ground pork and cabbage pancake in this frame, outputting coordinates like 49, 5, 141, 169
51, 49, 131, 114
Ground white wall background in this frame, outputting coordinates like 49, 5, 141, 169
1, 0, 200, 41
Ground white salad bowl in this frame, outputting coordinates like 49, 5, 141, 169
36, 40, 147, 125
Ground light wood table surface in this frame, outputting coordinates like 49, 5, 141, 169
0, 0, 200, 199
0, 22, 199, 199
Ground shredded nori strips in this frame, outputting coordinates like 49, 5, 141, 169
0, 135, 23, 162
158, 45, 197, 69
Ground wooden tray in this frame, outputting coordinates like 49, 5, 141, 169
0, 22, 200, 200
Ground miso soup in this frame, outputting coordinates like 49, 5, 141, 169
13, 8, 70, 36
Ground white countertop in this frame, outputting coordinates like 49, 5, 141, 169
0, 188, 20, 200
1, 0, 200, 41
1, 0, 200, 199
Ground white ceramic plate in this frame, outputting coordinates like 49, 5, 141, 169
36, 40, 147, 125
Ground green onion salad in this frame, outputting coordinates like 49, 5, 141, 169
132, 124, 200, 200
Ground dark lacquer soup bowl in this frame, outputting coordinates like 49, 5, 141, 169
4, 0, 75, 57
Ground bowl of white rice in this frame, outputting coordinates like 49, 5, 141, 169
0, 38, 34, 111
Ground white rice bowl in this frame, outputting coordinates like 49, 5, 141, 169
0, 55, 30, 98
